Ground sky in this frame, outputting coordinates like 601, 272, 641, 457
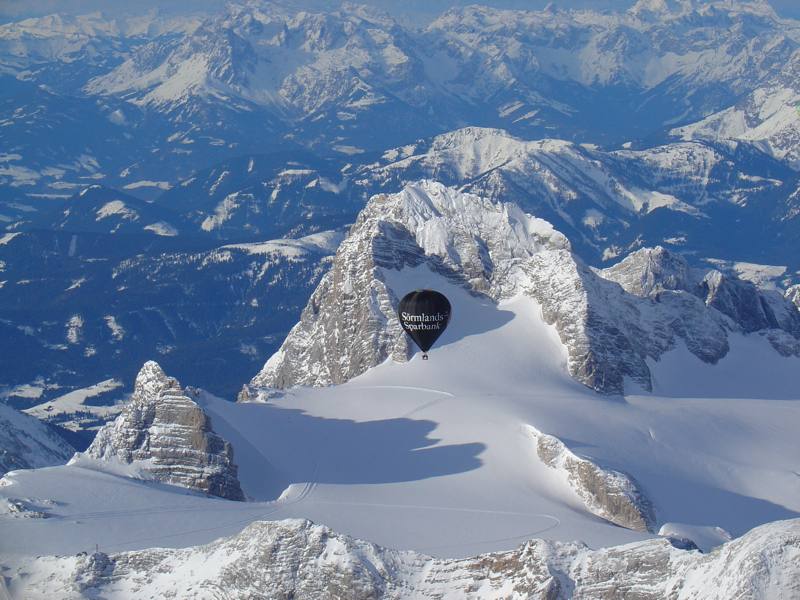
1, 0, 799, 23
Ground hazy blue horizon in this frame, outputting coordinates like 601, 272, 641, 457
2, 0, 799, 25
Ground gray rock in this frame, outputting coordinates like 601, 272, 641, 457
787, 285, 800, 310
597, 246, 693, 298
699, 270, 779, 332
528, 425, 655, 532
17, 517, 800, 599
79, 361, 244, 501
603, 246, 800, 357
248, 182, 800, 396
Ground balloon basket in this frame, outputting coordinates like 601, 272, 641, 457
422, 353, 429, 361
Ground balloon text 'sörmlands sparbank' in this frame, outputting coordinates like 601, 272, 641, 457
400, 312, 449, 331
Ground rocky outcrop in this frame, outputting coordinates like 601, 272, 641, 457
0, 402, 74, 477
14, 517, 800, 599
0, 496, 53, 519
788, 285, 800, 310
78, 361, 244, 501
527, 425, 655, 532
602, 246, 800, 350
241, 182, 568, 398
244, 180, 570, 396
246, 181, 800, 396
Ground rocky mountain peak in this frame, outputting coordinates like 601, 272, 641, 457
78, 361, 244, 500
132, 360, 181, 402
242, 180, 569, 396
246, 182, 800, 397
600, 246, 693, 298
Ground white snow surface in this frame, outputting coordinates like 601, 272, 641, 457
223, 230, 344, 258
1, 269, 798, 565
22, 379, 124, 432
122, 180, 172, 191
0, 233, 20, 246
0, 403, 74, 476
142, 221, 178, 237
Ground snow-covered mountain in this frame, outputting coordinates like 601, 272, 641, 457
0, 11, 200, 72
3, 0, 800, 196
7, 517, 800, 599
247, 181, 800, 396
2, 180, 799, 596
0, 402, 73, 477
2, 4, 800, 593
78, 0, 799, 142
674, 47, 800, 170
356, 127, 800, 265
140, 126, 800, 266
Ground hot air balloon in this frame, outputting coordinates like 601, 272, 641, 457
398, 290, 451, 360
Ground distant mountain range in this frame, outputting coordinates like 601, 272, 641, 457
2, 0, 799, 192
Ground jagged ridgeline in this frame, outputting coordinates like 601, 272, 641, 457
244, 180, 800, 398
21, 518, 800, 598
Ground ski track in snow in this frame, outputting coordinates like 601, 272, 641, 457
87, 473, 319, 554
350, 385, 455, 397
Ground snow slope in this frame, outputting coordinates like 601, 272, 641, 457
1, 271, 798, 566
673, 48, 800, 169
0, 403, 73, 476
23, 379, 124, 433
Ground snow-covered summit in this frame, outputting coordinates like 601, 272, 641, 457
359, 127, 795, 264
629, 0, 777, 20
247, 181, 800, 396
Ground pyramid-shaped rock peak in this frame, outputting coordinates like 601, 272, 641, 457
82, 361, 244, 500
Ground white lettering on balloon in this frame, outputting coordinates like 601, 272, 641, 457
400, 312, 449, 330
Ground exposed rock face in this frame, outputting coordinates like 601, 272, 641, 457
527, 426, 655, 532
79, 361, 244, 500
0, 497, 53, 519
600, 247, 800, 332
245, 180, 569, 395
14, 517, 800, 599
0, 402, 74, 476
247, 182, 800, 396
787, 285, 800, 310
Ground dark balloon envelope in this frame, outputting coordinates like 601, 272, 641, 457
398, 290, 451, 358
